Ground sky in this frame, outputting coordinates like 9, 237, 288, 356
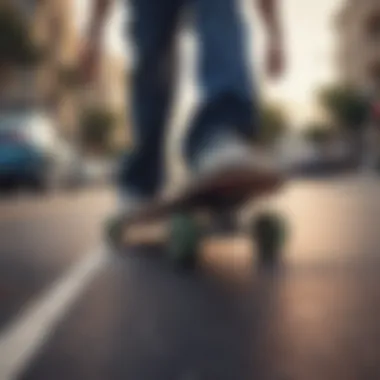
263, 0, 345, 123
75, 0, 345, 125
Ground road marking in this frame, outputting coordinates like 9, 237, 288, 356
0, 247, 107, 380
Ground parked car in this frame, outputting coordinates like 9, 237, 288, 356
0, 108, 68, 191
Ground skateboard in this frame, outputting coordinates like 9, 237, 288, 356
106, 167, 288, 269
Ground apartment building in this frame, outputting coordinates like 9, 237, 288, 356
336, 0, 380, 91
0, 0, 80, 138
2, 0, 128, 146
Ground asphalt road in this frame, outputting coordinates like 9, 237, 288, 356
1, 176, 380, 380
0, 189, 112, 330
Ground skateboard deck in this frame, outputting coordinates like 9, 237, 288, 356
126, 168, 282, 222
107, 167, 286, 255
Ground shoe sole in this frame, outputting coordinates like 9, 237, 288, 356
170, 164, 285, 211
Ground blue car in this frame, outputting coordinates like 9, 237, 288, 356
0, 109, 61, 191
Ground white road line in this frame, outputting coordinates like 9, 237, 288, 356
0, 247, 107, 380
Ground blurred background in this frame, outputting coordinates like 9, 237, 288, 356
0, 0, 128, 193
2, 0, 380, 379
1, 0, 380, 195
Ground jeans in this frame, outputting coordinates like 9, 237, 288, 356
119, 0, 260, 197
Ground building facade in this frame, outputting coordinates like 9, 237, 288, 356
0, 0, 80, 138
336, 0, 380, 92
1, 0, 128, 147
336, 0, 380, 167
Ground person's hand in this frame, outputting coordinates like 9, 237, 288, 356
265, 37, 285, 80
78, 38, 101, 85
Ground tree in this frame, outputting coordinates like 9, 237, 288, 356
80, 107, 118, 155
259, 102, 289, 145
318, 84, 369, 133
303, 123, 333, 146
303, 122, 335, 159
0, 3, 41, 80
318, 84, 370, 163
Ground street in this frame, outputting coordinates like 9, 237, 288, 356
1, 176, 380, 380
0, 190, 112, 330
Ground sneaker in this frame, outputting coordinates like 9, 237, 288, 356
188, 132, 286, 196
194, 133, 282, 176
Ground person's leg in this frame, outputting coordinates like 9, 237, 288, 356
118, 0, 183, 202
184, 0, 261, 168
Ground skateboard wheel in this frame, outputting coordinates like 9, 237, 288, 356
106, 216, 124, 250
251, 212, 287, 265
168, 213, 201, 269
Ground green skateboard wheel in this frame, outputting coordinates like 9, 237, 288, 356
252, 212, 287, 265
167, 213, 201, 270
106, 216, 124, 250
